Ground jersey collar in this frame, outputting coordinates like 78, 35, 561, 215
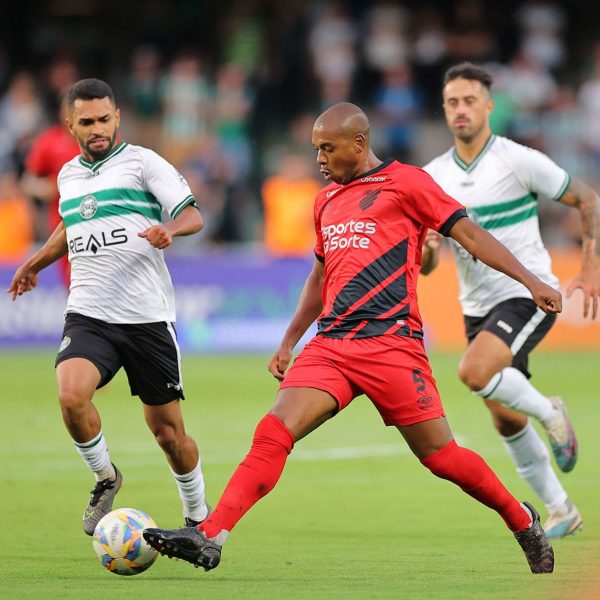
452, 135, 495, 173
348, 158, 394, 183
79, 141, 128, 172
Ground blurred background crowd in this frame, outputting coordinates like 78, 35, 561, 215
1, 0, 599, 263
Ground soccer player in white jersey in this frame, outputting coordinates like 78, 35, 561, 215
423, 63, 600, 539
7, 79, 210, 535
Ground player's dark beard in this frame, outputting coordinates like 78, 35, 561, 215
82, 130, 118, 161
454, 120, 485, 145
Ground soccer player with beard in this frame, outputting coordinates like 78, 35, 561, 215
422, 62, 600, 538
144, 102, 558, 574
7, 79, 210, 535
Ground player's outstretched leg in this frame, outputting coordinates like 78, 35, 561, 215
144, 413, 295, 570
143, 526, 222, 571
421, 440, 554, 573
514, 502, 555, 573
82, 463, 122, 535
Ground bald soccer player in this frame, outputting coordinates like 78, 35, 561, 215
143, 103, 559, 575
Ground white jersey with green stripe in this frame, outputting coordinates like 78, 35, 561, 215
423, 135, 568, 317
57, 141, 197, 323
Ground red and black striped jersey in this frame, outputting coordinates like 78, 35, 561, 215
313, 159, 466, 339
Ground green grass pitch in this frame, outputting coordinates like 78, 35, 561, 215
1, 351, 599, 599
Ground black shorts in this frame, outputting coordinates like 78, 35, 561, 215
464, 298, 556, 379
55, 312, 185, 405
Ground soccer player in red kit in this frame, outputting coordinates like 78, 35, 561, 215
144, 103, 559, 574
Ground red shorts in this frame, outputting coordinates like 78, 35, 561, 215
280, 335, 445, 427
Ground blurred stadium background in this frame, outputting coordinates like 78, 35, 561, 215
2, 3, 600, 598
1, 0, 600, 351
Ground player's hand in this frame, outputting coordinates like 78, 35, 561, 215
268, 345, 293, 381
424, 229, 442, 251
529, 281, 562, 314
138, 225, 173, 249
566, 265, 600, 319
6, 265, 39, 300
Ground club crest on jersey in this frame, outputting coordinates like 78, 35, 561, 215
359, 189, 381, 210
79, 195, 98, 219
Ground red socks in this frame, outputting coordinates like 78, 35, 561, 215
199, 420, 530, 538
421, 440, 531, 532
200, 413, 295, 538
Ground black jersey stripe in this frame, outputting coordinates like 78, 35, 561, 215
319, 269, 408, 333
351, 303, 411, 338
318, 239, 408, 334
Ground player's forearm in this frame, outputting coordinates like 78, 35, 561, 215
576, 189, 600, 268
27, 223, 68, 272
166, 205, 204, 237
280, 266, 324, 349
559, 178, 600, 267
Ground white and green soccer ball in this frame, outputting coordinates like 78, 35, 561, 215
92, 508, 159, 576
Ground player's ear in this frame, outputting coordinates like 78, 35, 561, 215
115, 107, 121, 129
354, 133, 366, 154
66, 117, 76, 137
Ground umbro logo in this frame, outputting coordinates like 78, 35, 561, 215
460, 181, 474, 187
359, 189, 381, 210
417, 395, 433, 410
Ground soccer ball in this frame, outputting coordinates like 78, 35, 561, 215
92, 507, 159, 576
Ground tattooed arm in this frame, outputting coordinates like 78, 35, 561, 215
558, 177, 600, 318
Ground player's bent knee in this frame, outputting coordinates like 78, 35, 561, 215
152, 426, 179, 454
58, 387, 91, 412
457, 364, 489, 392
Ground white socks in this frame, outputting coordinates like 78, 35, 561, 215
171, 460, 209, 522
476, 367, 556, 427
503, 422, 568, 511
73, 430, 116, 482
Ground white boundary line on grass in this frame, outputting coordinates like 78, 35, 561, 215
3, 436, 469, 476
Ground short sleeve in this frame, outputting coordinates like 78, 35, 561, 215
399, 167, 467, 236
141, 149, 198, 218
510, 144, 570, 201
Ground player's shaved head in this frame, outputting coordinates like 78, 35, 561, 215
311, 102, 380, 185
314, 102, 370, 140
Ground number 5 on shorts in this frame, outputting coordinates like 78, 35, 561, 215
412, 369, 426, 393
